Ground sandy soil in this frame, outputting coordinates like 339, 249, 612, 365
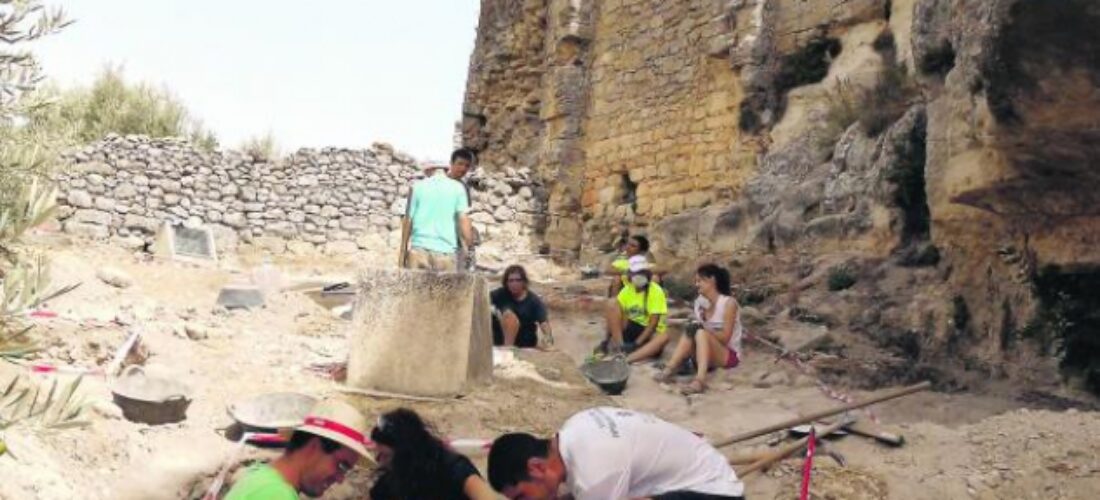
1, 236, 1098, 499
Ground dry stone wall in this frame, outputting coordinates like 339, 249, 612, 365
54, 134, 545, 256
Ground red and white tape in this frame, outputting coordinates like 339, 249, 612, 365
745, 329, 880, 424
238, 433, 493, 453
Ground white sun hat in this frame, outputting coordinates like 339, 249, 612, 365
296, 398, 373, 461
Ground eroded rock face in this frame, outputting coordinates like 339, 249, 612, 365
465, 0, 1100, 390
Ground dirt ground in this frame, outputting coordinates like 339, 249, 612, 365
1, 235, 1098, 499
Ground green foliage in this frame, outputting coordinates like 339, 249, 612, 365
1022, 267, 1100, 394
826, 264, 857, 291
822, 65, 922, 146
239, 131, 280, 161
27, 65, 219, 149
737, 285, 773, 306
0, 0, 71, 208
0, 0, 68, 362
0, 374, 90, 430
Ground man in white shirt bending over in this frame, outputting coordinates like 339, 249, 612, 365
487, 407, 745, 500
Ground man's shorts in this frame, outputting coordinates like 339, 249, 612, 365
405, 248, 456, 272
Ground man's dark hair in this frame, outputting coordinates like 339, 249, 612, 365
451, 148, 476, 165
286, 431, 343, 454
501, 264, 529, 289
696, 263, 732, 296
487, 433, 550, 491
631, 235, 650, 253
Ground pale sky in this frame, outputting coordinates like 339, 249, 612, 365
35, 1, 480, 161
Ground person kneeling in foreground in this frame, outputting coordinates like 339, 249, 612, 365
368, 408, 498, 500
655, 264, 744, 395
225, 399, 371, 499
602, 259, 670, 363
492, 265, 553, 348
488, 406, 745, 500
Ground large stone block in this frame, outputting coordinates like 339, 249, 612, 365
72, 209, 113, 226
347, 269, 492, 397
63, 221, 109, 239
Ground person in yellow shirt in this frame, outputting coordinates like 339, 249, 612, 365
600, 259, 670, 364
225, 399, 371, 499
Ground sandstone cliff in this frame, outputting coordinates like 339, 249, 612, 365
463, 0, 1100, 393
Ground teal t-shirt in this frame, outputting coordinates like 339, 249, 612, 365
408, 173, 470, 254
224, 464, 298, 500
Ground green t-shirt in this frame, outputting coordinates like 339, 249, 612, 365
408, 172, 470, 254
225, 464, 298, 500
617, 282, 668, 333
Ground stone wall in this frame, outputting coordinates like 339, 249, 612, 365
578, 0, 756, 253
54, 134, 545, 256
463, 0, 757, 256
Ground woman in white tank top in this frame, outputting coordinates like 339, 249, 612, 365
653, 264, 742, 395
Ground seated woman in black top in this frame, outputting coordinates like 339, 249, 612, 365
490, 265, 553, 348
368, 408, 497, 500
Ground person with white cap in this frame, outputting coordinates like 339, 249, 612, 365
599, 256, 671, 364
606, 234, 656, 297
225, 399, 372, 499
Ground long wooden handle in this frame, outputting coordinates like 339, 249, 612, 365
714, 381, 930, 448
736, 419, 850, 477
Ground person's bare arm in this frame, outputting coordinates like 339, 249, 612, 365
636, 314, 660, 345
458, 213, 474, 250
461, 475, 498, 500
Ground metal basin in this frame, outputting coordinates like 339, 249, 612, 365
111, 366, 192, 425
227, 392, 317, 432
581, 357, 630, 395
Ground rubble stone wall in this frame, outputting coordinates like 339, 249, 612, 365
53, 134, 545, 255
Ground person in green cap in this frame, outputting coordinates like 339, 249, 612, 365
225, 399, 372, 499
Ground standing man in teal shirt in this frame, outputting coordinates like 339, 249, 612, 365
400, 159, 473, 271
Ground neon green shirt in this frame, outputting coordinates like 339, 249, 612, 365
225, 464, 298, 500
612, 256, 630, 286
617, 282, 668, 333
611, 255, 629, 272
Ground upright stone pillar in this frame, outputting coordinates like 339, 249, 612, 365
346, 269, 493, 397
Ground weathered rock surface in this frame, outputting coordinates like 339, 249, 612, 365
463, 0, 1100, 392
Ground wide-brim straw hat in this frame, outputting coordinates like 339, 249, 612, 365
296, 398, 373, 461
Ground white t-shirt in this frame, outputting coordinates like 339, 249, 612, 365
559, 407, 744, 500
693, 295, 744, 358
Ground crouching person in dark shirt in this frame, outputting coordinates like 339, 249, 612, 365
491, 265, 553, 349
368, 408, 497, 500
